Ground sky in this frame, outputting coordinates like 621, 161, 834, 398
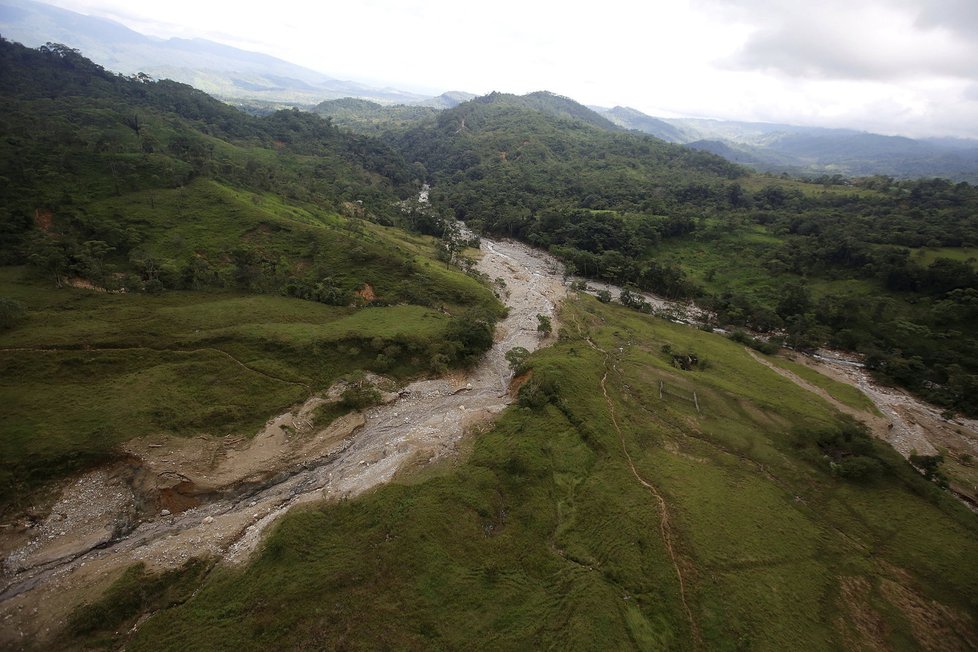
38, 0, 978, 138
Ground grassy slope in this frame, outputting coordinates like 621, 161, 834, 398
765, 355, 881, 415
113, 296, 978, 651
0, 181, 499, 505
911, 246, 978, 270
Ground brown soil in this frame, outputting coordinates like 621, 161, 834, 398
836, 576, 889, 651
32, 208, 54, 234
879, 577, 977, 651
354, 283, 376, 301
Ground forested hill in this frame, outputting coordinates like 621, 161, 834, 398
391, 90, 744, 238
382, 89, 978, 418
0, 39, 416, 209
0, 38, 426, 273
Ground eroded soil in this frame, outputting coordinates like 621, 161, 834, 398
0, 236, 566, 646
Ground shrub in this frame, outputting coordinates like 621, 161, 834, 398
909, 454, 949, 488
832, 455, 884, 481
505, 347, 530, 374
518, 376, 560, 409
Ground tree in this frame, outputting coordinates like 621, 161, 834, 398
536, 314, 552, 337
909, 454, 949, 488
438, 219, 464, 268
505, 346, 530, 374
777, 282, 812, 320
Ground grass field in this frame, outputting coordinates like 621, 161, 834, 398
911, 246, 978, 269
0, 225, 497, 509
766, 355, 881, 415
93, 295, 978, 651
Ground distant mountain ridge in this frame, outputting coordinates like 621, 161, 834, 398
0, 0, 428, 104
594, 107, 978, 182
5, 0, 977, 182
599, 106, 688, 142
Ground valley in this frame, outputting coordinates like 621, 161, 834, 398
0, 234, 565, 645
1, 35, 977, 651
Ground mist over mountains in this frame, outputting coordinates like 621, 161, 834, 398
0, 0, 428, 104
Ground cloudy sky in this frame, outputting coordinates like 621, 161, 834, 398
39, 0, 978, 138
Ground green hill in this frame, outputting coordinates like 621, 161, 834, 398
0, 39, 500, 504
312, 97, 438, 134
383, 90, 978, 418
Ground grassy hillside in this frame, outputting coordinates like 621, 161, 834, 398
73, 295, 978, 651
0, 40, 501, 509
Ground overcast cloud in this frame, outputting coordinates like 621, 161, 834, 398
37, 0, 978, 138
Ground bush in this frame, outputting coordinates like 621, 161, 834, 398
729, 329, 781, 355
505, 347, 530, 374
909, 454, 949, 488
833, 455, 884, 481
518, 376, 560, 409
340, 384, 382, 411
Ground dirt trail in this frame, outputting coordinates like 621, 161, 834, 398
591, 339, 701, 648
0, 236, 567, 646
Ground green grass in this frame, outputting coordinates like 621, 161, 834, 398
741, 174, 882, 199
0, 259, 496, 507
911, 246, 978, 269
653, 232, 785, 299
113, 296, 978, 651
766, 355, 881, 415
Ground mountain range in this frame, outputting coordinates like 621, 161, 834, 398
2, 0, 977, 182
597, 108, 978, 183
